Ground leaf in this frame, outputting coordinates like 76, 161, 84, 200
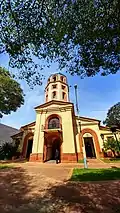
0, 67, 24, 117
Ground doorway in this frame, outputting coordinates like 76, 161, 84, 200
26, 139, 33, 160
84, 137, 96, 158
52, 139, 60, 160
46, 139, 61, 162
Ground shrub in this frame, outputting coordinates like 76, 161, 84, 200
103, 138, 120, 157
0, 139, 20, 160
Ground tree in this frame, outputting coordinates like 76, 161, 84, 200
0, 139, 20, 160
0, 1, 120, 85
0, 67, 24, 118
104, 102, 120, 129
103, 137, 120, 157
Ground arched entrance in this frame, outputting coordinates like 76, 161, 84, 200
50, 138, 60, 160
44, 114, 62, 162
84, 137, 96, 158
44, 132, 62, 162
26, 139, 33, 160
79, 128, 101, 158
22, 132, 33, 160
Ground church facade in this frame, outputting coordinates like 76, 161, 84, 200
12, 73, 120, 162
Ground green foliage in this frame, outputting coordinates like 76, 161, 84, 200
78, 159, 84, 163
0, 139, 20, 160
0, 1, 120, 84
103, 137, 120, 156
101, 158, 120, 163
71, 168, 120, 181
0, 67, 24, 118
0, 164, 14, 169
104, 102, 120, 129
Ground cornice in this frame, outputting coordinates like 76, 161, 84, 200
36, 105, 73, 113
45, 80, 68, 89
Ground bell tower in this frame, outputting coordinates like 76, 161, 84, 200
45, 73, 69, 102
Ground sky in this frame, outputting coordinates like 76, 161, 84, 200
0, 53, 120, 129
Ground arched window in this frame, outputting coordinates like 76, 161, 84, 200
52, 91, 57, 99
62, 92, 66, 100
61, 85, 65, 90
53, 75, 56, 82
46, 95, 48, 102
60, 76, 64, 82
48, 117, 60, 129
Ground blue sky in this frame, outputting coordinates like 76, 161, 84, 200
0, 53, 120, 129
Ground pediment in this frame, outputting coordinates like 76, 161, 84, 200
35, 100, 73, 110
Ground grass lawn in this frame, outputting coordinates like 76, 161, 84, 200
0, 164, 14, 170
101, 158, 120, 163
71, 168, 120, 182
78, 159, 84, 163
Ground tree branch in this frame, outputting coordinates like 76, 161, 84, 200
7, 0, 21, 47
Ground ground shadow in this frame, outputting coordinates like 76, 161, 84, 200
0, 166, 120, 213
46, 180, 120, 213
0, 166, 33, 213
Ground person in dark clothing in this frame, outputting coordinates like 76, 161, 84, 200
55, 149, 59, 164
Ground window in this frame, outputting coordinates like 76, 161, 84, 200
48, 117, 60, 129
47, 88, 49, 91
48, 78, 50, 82
64, 78, 66, 83
61, 85, 65, 90
46, 95, 48, 102
52, 84, 57, 89
60, 76, 64, 81
61, 76, 64, 81
53, 75, 56, 82
52, 91, 57, 99
62, 92, 66, 100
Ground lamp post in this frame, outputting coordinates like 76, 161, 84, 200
74, 84, 88, 168
78, 121, 87, 168
74, 84, 79, 115
100, 134, 105, 157
78, 116, 88, 168
82, 146, 88, 169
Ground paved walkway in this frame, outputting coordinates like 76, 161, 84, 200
86, 158, 120, 168
21, 159, 120, 171
21, 162, 74, 181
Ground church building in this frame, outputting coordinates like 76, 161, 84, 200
12, 73, 120, 162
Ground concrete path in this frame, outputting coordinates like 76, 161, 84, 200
21, 162, 75, 181
87, 158, 120, 168
21, 160, 120, 170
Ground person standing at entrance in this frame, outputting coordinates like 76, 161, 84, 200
55, 149, 59, 164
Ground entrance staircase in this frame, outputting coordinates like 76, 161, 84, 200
45, 160, 56, 164
86, 158, 107, 168
87, 158, 102, 164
